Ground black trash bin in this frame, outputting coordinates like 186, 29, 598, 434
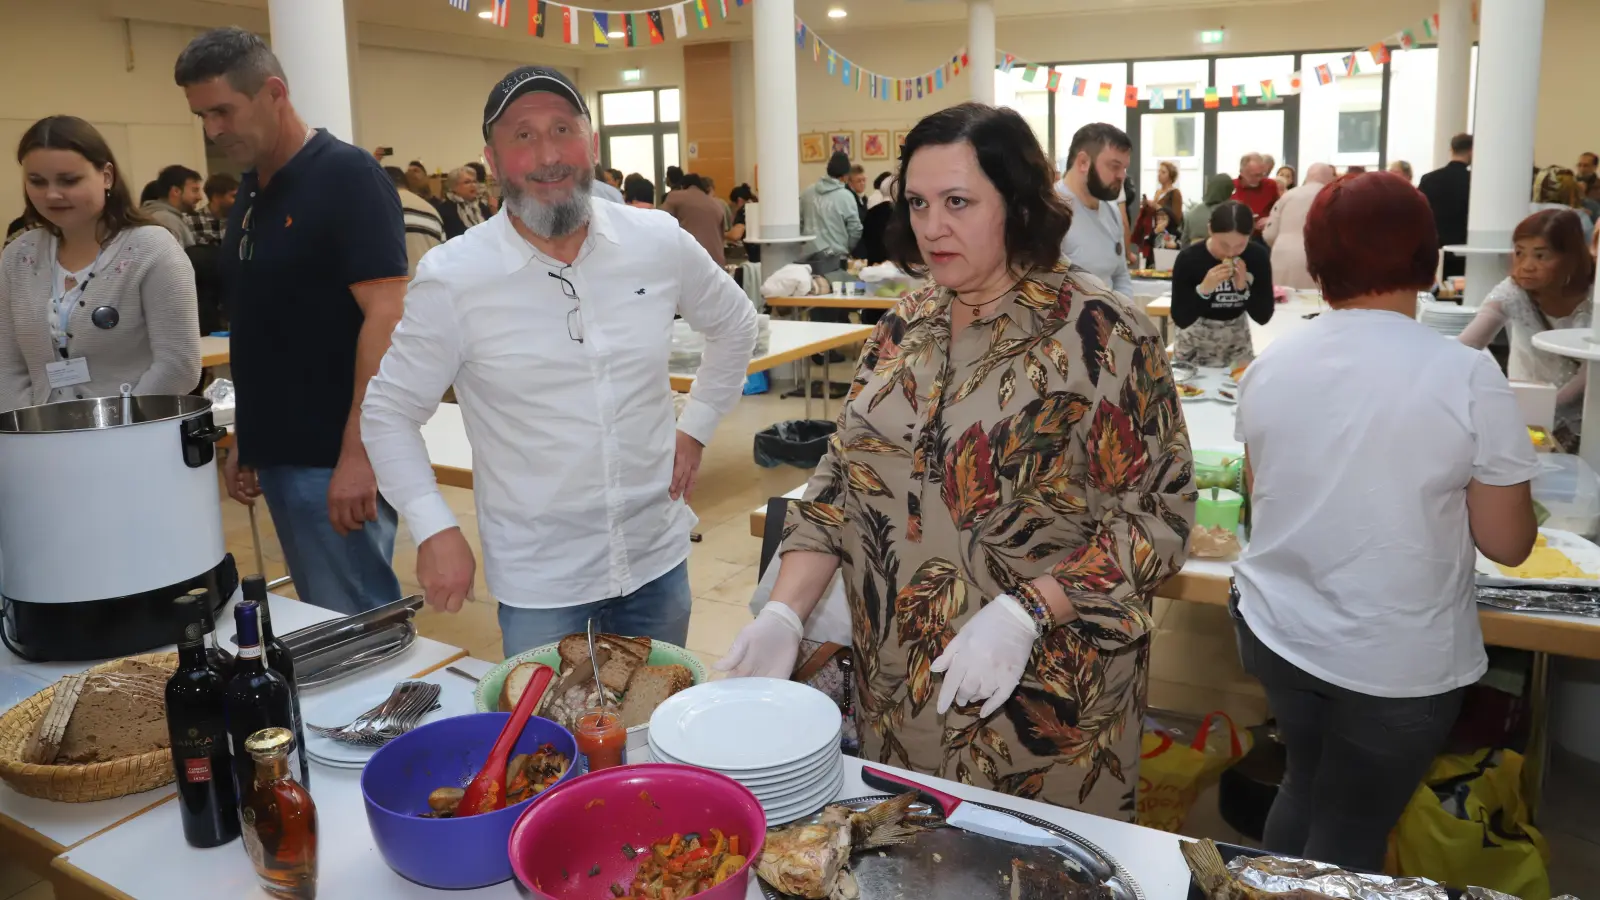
754, 419, 836, 468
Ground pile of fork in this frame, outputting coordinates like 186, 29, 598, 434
306, 681, 442, 747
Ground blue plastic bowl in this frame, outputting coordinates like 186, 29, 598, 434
361, 713, 578, 890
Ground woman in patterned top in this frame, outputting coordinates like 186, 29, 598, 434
718, 103, 1195, 817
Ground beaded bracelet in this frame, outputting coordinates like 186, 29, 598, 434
1009, 583, 1056, 635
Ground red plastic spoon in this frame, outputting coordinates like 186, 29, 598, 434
457, 663, 555, 817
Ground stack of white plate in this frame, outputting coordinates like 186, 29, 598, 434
300, 673, 468, 770
1417, 296, 1479, 337
648, 678, 843, 825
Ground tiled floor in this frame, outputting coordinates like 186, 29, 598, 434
3, 388, 1597, 898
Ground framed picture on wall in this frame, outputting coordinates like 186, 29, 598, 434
828, 131, 854, 158
799, 132, 828, 164
893, 130, 912, 151
861, 130, 891, 161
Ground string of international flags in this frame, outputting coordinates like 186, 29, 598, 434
446, 0, 1455, 106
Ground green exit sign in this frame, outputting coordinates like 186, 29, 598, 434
1200, 29, 1225, 44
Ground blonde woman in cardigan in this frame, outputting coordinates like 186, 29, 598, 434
0, 116, 199, 412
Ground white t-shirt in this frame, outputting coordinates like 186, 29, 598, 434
1233, 308, 1540, 698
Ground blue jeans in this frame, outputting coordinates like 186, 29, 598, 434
497, 561, 692, 658
256, 466, 402, 616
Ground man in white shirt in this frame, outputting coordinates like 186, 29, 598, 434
362, 66, 758, 656
1056, 123, 1134, 298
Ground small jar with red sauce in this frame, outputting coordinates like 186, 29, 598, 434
575, 708, 626, 771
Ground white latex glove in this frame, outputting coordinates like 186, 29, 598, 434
714, 602, 805, 678
931, 594, 1039, 718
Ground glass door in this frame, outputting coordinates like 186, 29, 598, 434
1137, 111, 1205, 204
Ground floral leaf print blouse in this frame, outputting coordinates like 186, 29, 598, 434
780, 262, 1195, 817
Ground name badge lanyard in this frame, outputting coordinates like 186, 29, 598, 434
50, 238, 119, 356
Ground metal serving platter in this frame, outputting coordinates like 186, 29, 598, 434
1170, 361, 1199, 384
758, 795, 1144, 900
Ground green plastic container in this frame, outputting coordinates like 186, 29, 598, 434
1196, 488, 1244, 531
1193, 450, 1243, 492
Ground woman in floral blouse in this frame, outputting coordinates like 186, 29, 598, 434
718, 103, 1195, 817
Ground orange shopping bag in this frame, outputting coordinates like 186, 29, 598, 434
1137, 711, 1252, 833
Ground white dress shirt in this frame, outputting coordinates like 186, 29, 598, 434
362, 199, 758, 609
1056, 181, 1133, 298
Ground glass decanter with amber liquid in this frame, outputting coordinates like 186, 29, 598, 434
240, 727, 318, 900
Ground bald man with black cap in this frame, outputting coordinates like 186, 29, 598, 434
362, 65, 757, 657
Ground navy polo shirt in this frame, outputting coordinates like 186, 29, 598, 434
219, 129, 407, 468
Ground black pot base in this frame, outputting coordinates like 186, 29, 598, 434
2, 554, 238, 661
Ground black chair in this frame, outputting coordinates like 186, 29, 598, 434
757, 497, 791, 579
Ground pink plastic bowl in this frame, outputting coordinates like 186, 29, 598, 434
508, 763, 767, 900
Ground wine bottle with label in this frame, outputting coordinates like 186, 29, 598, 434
224, 601, 304, 799
166, 593, 240, 848
243, 575, 308, 787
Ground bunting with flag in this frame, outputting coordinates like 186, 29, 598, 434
1097, 82, 1111, 102
1230, 85, 1243, 106
1046, 70, 1062, 93
591, 10, 609, 45
492, 0, 509, 27
694, 0, 710, 28
1315, 63, 1333, 85
1260, 79, 1277, 102
532, 0, 547, 36
646, 10, 665, 43
1176, 88, 1192, 111
1149, 87, 1165, 110
448, 0, 469, 10
1203, 86, 1219, 109
1071, 77, 1086, 97
1368, 42, 1391, 64
670, 3, 687, 37
1341, 53, 1359, 76
624, 12, 639, 45
1000, 54, 1015, 73
1023, 64, 1039, 83
1124, 85, 1139, 108
1399, 28, 1416, 49
1422, 12, 1438, 38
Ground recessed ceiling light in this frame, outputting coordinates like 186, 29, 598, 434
477, 10, 492, 18
827, 7, 847, 18
608, 30, 625, 38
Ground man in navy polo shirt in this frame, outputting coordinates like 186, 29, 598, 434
175, 28, 408, 615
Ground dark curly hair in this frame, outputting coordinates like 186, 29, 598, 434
885, 103, 1071, 277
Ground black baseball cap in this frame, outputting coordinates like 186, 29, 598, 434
483, 66, 589, 141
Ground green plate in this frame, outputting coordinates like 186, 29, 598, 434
473, 639, 708, 718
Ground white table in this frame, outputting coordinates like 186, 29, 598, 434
50, 655, 1189, 900
0, 593, 463, 872
199, 336, 229, 370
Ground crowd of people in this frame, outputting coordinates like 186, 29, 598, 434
0, 22, 1589, 879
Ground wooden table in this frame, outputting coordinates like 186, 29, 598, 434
47, 656, 1194, 900
0, 594, 465, 886
764, 293, 898, 311
199, 336, 229, 369
424, 321, 875, 490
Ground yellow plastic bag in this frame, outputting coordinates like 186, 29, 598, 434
1391, 749, 1550, 900
1137, 711, 1253, 833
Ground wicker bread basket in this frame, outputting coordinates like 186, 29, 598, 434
0, 652, 179, 802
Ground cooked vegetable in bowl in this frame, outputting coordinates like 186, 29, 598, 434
419, 744, 569, 818
617, 829, 748, 899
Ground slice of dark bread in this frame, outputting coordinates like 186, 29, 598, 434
618, 665, 694, 729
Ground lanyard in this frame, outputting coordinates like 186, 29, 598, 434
50, 236, 119, 351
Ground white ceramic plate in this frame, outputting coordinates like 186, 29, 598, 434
762, 763, 847, 825
647, 729, 841, 783
299, 672, 471, 767
749, 756, 844, 805
648, 678, 841, 771
1476, 527, 1600, 588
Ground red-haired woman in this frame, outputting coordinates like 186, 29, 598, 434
1230, 172, 1539, 872
1458, 208, 1596, 451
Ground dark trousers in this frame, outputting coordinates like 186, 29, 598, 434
1231, 594, 1463, 872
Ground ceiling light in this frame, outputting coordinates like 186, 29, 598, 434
608, 30, 625, 38
827, 7, 847, 18
477, 10, 493, 18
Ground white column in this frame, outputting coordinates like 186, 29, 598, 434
267, 0, 355, 142
1462, 0, 1543, 309
753, 0, 800, 242
1432, 0, 1472, 169
967, 0, 996, 106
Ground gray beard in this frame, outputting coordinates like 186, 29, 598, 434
504, 166, 594, 238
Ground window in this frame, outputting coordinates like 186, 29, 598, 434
1338, 110, 1381, 153
597, 87, 682, 201
1299, 51, 1382, 170
1053, 62, 1129, 172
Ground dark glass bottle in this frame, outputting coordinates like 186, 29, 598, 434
196, 587, 235, 681
243, 576, 308, 787
224, 602, 303, 799
165, 594, 241, 848
240, 726, 318, 900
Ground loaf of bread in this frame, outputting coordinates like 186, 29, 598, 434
26, 660, 170, 766
618, 665, 693, 729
